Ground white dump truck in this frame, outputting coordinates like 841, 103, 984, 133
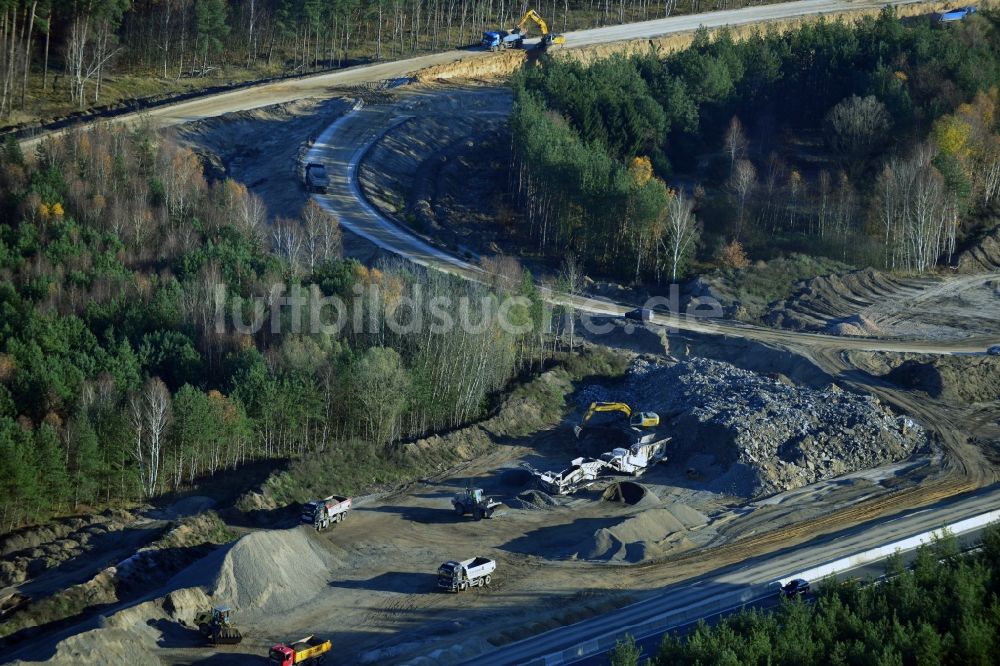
437, 557, 496, 592
301, 495, 352, 530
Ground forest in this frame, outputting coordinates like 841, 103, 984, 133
509, 8, 1000, 281
0, 125, 556, 530
610, 527, 1000, 666
0, 0, 747, 121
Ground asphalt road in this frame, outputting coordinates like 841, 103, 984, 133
570, 523, 990, 666
467, 486, 1000, 666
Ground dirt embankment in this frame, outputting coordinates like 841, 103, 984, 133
415, 3, 941, 83
765, 268, 1000, 340
956, 225, 1000, 273
848, 351, 1000, 404
0, 510, 136, 588
357, 86, 513, 259
1, 510, 234, 648
175, 97, 350, 221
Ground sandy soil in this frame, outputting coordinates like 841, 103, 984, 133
767, 269, 1000, 341
9, 69, 998, 666
7, 341, 971, 665
356, 85, 517, 264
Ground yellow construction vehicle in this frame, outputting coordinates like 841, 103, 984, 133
194, 606, 243, 645
574, 402, 659, 438
513, 9, 565, 47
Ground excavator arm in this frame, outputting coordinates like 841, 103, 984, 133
512, 8, 565, 46
517, 9, 550, 35
574, 402, 659, 438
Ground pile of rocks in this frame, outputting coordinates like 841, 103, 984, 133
583, 357, 929, 497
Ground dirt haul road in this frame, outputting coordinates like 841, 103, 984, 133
310, 91, 1000, 356
8, 2, 1000, 665
21, 0, 930, 150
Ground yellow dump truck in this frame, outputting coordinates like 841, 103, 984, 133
269, 635, 331, 665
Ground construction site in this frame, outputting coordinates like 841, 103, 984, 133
3, 1, 1000, 665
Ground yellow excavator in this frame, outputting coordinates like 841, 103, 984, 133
574, 402, 659, 438
513, 9, 565, 48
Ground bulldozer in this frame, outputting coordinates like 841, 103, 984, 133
194, 606, 243, 645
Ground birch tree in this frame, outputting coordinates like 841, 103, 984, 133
660, 189, 699, 282
129, 377, 171, 499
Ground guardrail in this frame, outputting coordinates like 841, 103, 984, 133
778, 506, 1000, 587
526, 506, 1000, 666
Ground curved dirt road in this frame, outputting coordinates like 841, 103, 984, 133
309, 99, 1000, 356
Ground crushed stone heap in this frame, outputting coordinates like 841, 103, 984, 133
583, 357, 929, 497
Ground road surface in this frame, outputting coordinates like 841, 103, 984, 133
308, 98, 1000, 356
465, 485, 1000, 666
23, 0, 927, 146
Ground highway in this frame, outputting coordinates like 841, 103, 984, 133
9, 1, 999, 664
464, 486, 1000, 666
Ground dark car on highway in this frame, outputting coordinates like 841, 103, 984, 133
780, 578, 810, 598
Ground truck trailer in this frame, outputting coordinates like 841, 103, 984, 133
301, 495, 351, 530
269, 635, 332, 665
437, 557, 496, 592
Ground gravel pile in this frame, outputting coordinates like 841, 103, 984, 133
511, 489, 559, 510
209, 528, 332, 616
583, 357, 929, 497
566, 503, 707, 563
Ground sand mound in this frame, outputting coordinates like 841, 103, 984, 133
569, 504, 707, 563
602, 482, 660, 509
208, 528, 333, 616
12, 587, 212, 666
825, 313, 884, 337
513, 489, 559, 510
851, 352, 1000, 403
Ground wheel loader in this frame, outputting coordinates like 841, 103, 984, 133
194, 605, 243, 645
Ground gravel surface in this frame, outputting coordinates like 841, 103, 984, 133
581, 357, 929, 497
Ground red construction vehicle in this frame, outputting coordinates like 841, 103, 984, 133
269, 635, 331, 665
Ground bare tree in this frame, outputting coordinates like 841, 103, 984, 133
272, 217, 303, 275
729, 159, 757, 238
723, 116, 748, 176
824, 95, 891, 163
559, 252, 584, 349
302, 199, 342, 272
129, 378, 172, 499
660, 189, 699, 282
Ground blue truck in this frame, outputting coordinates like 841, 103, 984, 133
481, 29, 524, 51
938, 5, 976, 21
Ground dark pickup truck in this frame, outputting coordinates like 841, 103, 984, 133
305, 162, 330, 193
